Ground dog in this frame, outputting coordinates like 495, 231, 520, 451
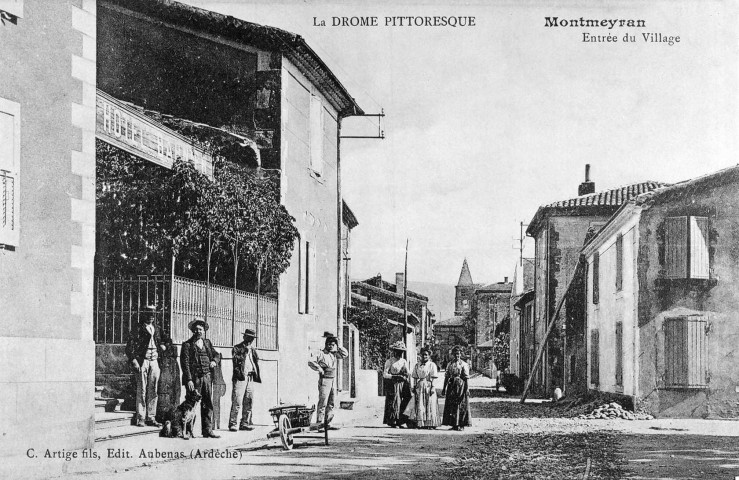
160, 391, 201, 440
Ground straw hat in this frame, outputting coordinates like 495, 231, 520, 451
389, 340, 407, 352
188, 318, 209, 332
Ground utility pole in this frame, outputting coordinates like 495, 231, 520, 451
403, 238, 409, 357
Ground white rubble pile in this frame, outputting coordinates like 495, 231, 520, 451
577, 402, 654, 420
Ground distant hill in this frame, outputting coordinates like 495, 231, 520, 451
407, 281, 456, 322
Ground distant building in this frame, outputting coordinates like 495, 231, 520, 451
526, 165, 667, 395
509, 258, 535, 379
0, 0, 97, 455
433, 315, 467, 365
583, 165, 739, 418
471, 281, 512, 371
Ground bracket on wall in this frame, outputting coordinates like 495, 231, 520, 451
340, 110, 385, 139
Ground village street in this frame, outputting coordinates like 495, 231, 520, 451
42, 376, 739, 480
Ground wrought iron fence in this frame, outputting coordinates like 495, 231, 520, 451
94, 275, 278, 350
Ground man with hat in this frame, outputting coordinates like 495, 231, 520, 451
229, 328, 261, 432
125, 305, 169, 427
180, 318, 221, 438
308, 332, 348, 429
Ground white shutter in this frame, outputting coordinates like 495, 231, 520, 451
689, 216, 709, 279
665, 217, 688, 279
0, 99, 20, 247
298, 238, 305, 314
309, 96, 324, 176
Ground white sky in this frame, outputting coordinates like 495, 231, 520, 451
186, 0, 738, 285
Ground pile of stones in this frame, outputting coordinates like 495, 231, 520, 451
577, 402, 654, 420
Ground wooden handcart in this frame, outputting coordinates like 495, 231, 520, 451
266, 404, 329, 450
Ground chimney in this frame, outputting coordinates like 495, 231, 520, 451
396, 273, 405, 292
578, 164, 595, 196
504, 276, 508, 283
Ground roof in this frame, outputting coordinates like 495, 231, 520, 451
434, 316, 465, 327
477, 282, 513, 293
101, 0, 363, 117
527, 181, 669, 236
350, 293, 419, 325
356, 276, 429, 302
582, 164, 739, 254
342, 201, 358, 229
457, 259, 474, 286
513, 290, 535, 308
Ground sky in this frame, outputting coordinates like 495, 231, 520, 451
187, 0, 738, 286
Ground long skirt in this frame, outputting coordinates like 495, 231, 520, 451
383, 378, 411, 426
442, 377, 472, 427
413, 379, 440, 427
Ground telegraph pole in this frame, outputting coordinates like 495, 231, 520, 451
403, 239, 409, 356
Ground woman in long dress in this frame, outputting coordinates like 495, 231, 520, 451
382, 341, 412, 427
411, 347, 440, 429
442, 346, 472, 431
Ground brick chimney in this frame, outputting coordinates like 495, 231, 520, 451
396, 273, 405, 292
504, 276, 508, 283
578, 164, 595, 196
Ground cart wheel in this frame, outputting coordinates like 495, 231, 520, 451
323, 414, 329, 446
278, 414, 294, 450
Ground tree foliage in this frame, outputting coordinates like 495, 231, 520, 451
95, 140, 299, 294
347, 305, 396, 371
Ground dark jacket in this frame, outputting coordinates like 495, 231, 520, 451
125, 322, 168, 365
180, 336, 221, 385
232, 342, 261, 383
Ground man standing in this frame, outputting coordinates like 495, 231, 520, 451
308, 333, 348, 430
180, 318, 221, 438
229, 328, 261, 432
125, 305, 168, 427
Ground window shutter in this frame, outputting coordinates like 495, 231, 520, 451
590, 329, 600, 386
308, 242, 317, 314
592, 253, 600, 305
665, 217, 688, 279
309, 96, 324, 176
298, 238, 305, 314
689, 216, 709, 279
664, 315, 707, 388
0, 101, 20, 247
615, 234, 623, 291
615, 322, 623, 386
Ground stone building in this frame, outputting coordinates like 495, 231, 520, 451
583, 165, 739, 418
509, 258, 534, 379
0, 0, 97, 455
96, 0, 364, 424
525, 165, 666, 395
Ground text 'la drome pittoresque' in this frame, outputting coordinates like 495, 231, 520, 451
545, 17, 680, 46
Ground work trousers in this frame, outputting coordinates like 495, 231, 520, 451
316, 376, 336, 424
136, 358, 160, 422
229, 376, 255, 428
192, 373, 215, 435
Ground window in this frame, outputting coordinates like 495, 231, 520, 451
592, 252, 600, 305
309, 95, 324, 176
590, 329, 599, 386
0, 98, 20, 248
664, 316, 707, 388
615, 322, 623, 387
615, 234, 623, 291
665, 216, 709, 279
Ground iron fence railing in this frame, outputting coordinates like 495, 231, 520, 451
94, 274, 278, 350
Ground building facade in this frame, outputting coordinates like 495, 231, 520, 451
97, 0, 363, 421
0, 0, 97, 455
509, 258, 534, 379
584, 165, 739, 418
526, 166, 666, 395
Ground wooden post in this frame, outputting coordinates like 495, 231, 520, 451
520, 273, 576, 403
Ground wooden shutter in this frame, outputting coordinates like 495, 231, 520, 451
0, 100, 20, 247
615, 234, 623, 291
615, 322, 623, 386
590, 329, 600, 386
592, 253, 600, 305
665, 217, 688, 279
309, 96, 324, 176
308, 241, 317, 314
664, 316, 707, 388
298, 238, 306, 314
689, 216, 709, 279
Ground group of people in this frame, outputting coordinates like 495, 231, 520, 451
125, 307, 346, 439
383, 343, 472, 431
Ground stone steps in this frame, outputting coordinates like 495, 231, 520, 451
94, 410, 159, 442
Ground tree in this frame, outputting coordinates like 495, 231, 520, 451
347, 306, 395, 371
